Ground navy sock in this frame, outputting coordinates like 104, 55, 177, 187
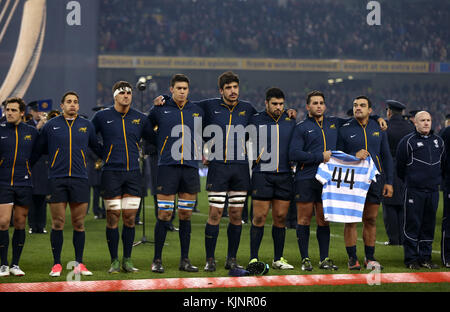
365, 245, 375, 261
11, 229, 25, 266
250, 224, 264, 260
272, 226, 286, 261
50, 230, 63, 265
0, 230, 9, 266
154, 219, 168, 261
227, 223, 242, 259
179, 220, 191, 259
316, 225, 330, 261
106, 227, 119, 261
296, 224, 310, 259
73, 230, 85, 264
346, 245, 357, 259
122, 226, 135, 259
205, 223, 219, 259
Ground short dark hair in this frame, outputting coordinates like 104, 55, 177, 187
265, 87, 285, 102
112, 81, 133, 93
306, 90, 325, 105
61, 91, 79, 104
6, 97, 26, 112
170, 74, 190, 87
354, 95, 372, 108
218, 71, 239, 90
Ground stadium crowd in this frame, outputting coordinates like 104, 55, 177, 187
96, 80, 449, 132
98, 0, 449, 62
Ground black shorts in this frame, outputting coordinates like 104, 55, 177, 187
48, 177, 90, 203
156, 165, 200, 195
0, 186, 33, 207
206, 162, 250, 192
294, 178, 323, 203
365, 174, 384, 204
101, 170, 143, 199
251, 172, 293, 201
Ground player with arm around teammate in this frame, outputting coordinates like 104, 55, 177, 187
154, 72, 297, 271
147, 74, 203, 273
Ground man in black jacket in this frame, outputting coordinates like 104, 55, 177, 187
396, 111, 445, 270
26, 101, 49, 234
382, 100, 415, 246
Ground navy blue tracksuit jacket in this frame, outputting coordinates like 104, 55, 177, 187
35, 115, 102, 179
91, 106, 153, 172
195, 97, 257, 164
396, 130, 445, 265
289, 116, 345, 181
0, 121, 38, 187
337, 118, 394, 185
250, 110, 295, 173
148, 98, 203, 169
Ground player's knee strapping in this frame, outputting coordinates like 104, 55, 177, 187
228, 191, 247, 209
178, 199, 196, 211
208, 192, 227, 209
104, 199, 122, 211
158, 200, 175, 212
121, 197, 141, 210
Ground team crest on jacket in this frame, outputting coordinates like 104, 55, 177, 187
330, 124, 336, 129
372, 131, 380, 137
24, 135, 32, 141
78, 127, 87, 133
192, 113, 199, 117
132, 119, 141, 125
239, 111, 246, 116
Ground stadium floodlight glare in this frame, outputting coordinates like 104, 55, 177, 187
328, 79, 334, 85
336, 78, 343, 83
348, 76, 354, 80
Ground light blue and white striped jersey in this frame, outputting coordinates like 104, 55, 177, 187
315, 151, 379, 223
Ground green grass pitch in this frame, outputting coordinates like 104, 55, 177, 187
1, 178, 449, 292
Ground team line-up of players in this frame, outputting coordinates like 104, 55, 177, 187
0, 70, 445, 278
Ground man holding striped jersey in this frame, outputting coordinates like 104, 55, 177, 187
337, 95, 393, 271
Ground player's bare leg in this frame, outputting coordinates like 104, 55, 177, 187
0, 204, 13, 276
362, 203, 383, 269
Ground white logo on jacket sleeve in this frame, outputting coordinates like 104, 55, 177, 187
107, 120, 114, 124
417, 142, 423, 147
